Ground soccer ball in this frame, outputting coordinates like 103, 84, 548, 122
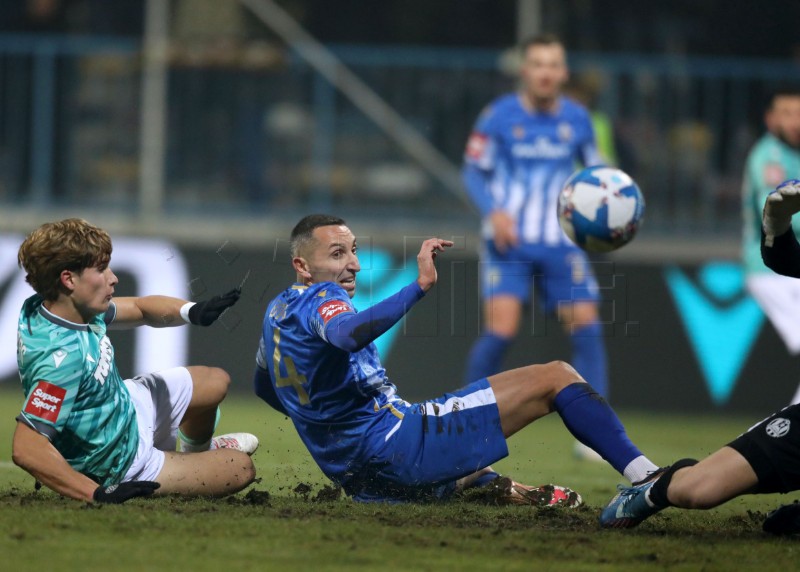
557, 166, 645, 253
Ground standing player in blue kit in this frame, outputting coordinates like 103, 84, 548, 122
462, 34, 607, 460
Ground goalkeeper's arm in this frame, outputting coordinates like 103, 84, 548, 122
761, 179, 800, 278
762, 227, 800, 278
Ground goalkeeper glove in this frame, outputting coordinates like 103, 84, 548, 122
186, 287, 241, 326
763, 179, 800, 246
93, 481, 160, 504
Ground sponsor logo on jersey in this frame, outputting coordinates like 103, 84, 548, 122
93, 336, 113, 385
466, 132, 488, 161
17, 335, 26, 367
764, 163, 786, 187
766, 417, 790, 438
24, 381, 66, 423
317, 300, 353, 324
52, 349, 67, 368
512, 137, 570, 159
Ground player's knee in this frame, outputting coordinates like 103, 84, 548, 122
235, 454, 257, 488
512, 361, 584, 406
541, 360, 586, 394
487, 322, 518, 338
206, 367, 231, 400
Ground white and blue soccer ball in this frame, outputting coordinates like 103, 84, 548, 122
557, 166, 645, 253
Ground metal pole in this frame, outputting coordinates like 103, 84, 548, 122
517, 0, 542, 41
239, 0, 465, 204
139, 0, 170, 220
30, 45, 56, 204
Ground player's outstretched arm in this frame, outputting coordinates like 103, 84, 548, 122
12, 421, 159, 503
111, 287, 241, 329
324, 238, 453, 353
416, 237, 454, 292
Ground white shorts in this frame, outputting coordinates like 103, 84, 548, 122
747, 274, 800, 354
122, 367, 194, 483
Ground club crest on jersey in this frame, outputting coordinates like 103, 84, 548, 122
318, 300, 352, 324
766, 417, 790, 438
558, 122, 573, 142
513, 125, 525, 139
24, 381, 66, 423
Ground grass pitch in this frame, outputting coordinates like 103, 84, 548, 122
2, 385, 799, 571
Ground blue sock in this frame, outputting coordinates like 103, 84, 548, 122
464, 333, 512, 384
553, 382, 643, 476
571, 322, 609, 399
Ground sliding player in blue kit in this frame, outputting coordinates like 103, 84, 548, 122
462, 34, 608, 460
253, 214, 660, 505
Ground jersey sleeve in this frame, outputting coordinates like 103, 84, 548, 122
464, 104, 500, 171
17, 349, 84, 439
102, 302, 117, 325
308, 287, 356, 343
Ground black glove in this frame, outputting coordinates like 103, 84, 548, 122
93, 481, 160, 504
188, 287, 241, 326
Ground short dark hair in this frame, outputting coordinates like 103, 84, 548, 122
768, 85, 800, 109
520, 33, 564, 54
290, 214, 347, 257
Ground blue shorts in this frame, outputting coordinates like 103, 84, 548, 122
480, 240, 599, 312
348, 379, 508, 503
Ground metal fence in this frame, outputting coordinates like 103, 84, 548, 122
0, 34, 797, 237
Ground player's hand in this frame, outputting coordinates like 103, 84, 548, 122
416, 238, 454, 292
188, 287, 241, 326
763, 179, 800, 245
489, 210, 518, 253
93, 481, 160, 504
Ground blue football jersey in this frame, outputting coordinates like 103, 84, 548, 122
256, 282, 411, 486
464, 93, 602, 246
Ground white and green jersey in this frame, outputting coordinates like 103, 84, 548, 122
16, 295, 138, 486
742, 133, 800, 274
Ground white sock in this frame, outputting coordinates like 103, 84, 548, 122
622, 455, 660, 484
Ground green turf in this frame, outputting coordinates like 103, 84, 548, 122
2, 385, 799, 571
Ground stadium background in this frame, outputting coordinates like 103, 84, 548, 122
2, 0, 800, 414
